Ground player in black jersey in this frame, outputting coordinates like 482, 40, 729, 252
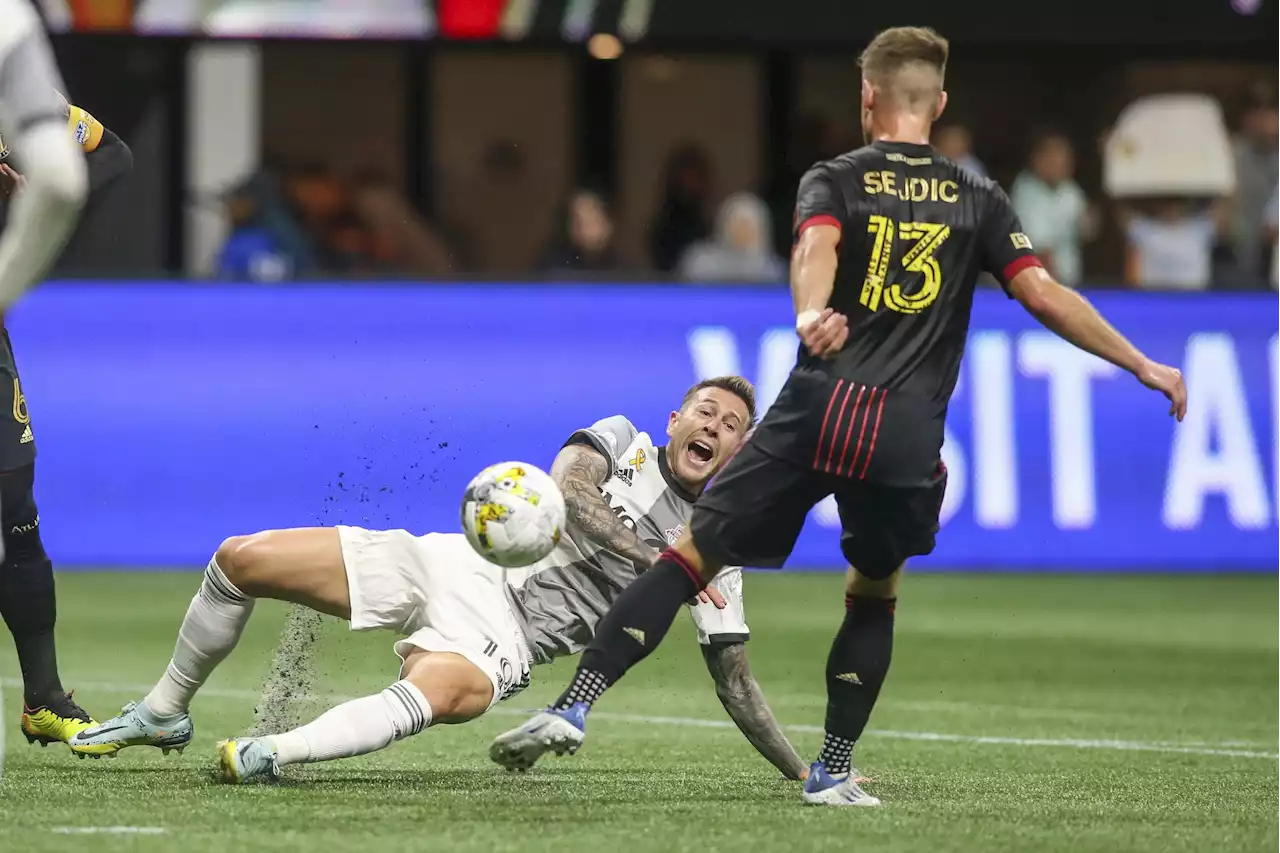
2, 92, 132, 752
503, 26, 1187, 806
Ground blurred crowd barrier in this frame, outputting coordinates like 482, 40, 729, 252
11, 282, 1277, 571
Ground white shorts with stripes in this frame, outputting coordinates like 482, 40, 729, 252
337, 527, 532, 709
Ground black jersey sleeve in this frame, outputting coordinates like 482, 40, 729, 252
792, 163, 846, 243
979, 187, 1044, 295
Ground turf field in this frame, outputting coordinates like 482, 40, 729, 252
0, 572, 1275, 853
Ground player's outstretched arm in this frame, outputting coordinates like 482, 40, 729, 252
700, 640, 807, 781
550, 443, 659, 571
1008, 266, 1187, 420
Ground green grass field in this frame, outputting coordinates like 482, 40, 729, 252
0, 572, 1276, 853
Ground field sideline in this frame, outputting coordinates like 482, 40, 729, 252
0, 571, 1276, 853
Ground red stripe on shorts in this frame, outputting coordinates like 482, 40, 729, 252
834, 385, 866, 476
858, 391, 888, 479
813, 379, 844, 469
844, 387, 878, 476
824, 381, 855, 473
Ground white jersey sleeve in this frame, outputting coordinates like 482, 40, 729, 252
689, 566, 750, 645
565, 415, 638, 468
0, 0, 85, 310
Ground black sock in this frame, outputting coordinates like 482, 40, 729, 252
0, 551, 64, 708
553, 553, 703, 711
818, 595, 896, 774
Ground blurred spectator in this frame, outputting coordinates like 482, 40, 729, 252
677, 192, 786, 283
215, 172, 316, 281
649, 144, 712, 272
539, 188, 618, 273
350, 171, 457, 276
324, 212, 379, 275
1120, 199, 1225, 290
1267, 185, 1278, 288
933, 123, 987, 178
1231, 85, 1279, 281
1011, 131, 1094, 286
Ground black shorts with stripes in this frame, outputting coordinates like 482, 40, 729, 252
691, 366, 946, 578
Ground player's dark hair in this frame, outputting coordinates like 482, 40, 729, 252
682, 376, 757, 425
859, 27, 949, 110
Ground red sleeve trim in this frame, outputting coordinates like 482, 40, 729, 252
1001, 255, 1043, 285
796, 214, 842, 237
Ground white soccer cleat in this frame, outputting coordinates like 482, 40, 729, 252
69, 700, 193, 758
217, 737, 281, 784
489, 704, 587, 772
801, 760, 882, 807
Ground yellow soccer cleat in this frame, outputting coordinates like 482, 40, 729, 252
20, 691, 116, 756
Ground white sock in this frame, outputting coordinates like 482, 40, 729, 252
269, 680, 432, 766
143, 557, 254, 718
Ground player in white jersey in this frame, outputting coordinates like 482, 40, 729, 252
0, 0, 86, 310
73, 377, 810, 785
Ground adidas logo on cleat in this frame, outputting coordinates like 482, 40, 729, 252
623, 627, 646, 645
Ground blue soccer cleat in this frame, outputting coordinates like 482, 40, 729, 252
802, 760, 882, 807
489, 703, 588, 772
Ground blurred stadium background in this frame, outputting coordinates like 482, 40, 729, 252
0, 2, 1276, 851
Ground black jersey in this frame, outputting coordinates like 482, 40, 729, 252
794, 141, 1042, 417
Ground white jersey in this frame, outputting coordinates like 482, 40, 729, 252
505, 415, 749, 664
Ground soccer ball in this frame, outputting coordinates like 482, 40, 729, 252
461, 461, 566, 568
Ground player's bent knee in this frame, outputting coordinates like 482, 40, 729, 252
399, 650, 493, 725
846, 563, 903, 597
215, 533, 276, 595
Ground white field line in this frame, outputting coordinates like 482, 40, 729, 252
4, 677, 1275, 761
50, 827, 167, 835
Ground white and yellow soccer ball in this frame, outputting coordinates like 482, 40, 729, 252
461, 461, 566, 568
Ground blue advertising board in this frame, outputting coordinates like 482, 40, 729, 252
6, 283, 1277, 571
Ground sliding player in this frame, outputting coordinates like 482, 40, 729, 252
73, 377, 810, 785
3, 1, 133, 749
494, 26, 1187, 807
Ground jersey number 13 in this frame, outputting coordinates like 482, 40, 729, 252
861, 215, 951, 315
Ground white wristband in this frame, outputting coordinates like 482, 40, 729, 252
795, 309, 821, 330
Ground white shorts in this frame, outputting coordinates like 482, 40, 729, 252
338, 526, 533, 710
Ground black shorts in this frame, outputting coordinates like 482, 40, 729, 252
691, 367, 946, 578
0, 331, 36, 472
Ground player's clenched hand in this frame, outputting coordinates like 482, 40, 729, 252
1136, 358, 1186, 421
798, 308, 849, 359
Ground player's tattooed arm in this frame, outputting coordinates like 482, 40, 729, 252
701, 641, 808, 781
550, 443, 659, 571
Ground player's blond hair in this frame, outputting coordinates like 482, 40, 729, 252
859, 27, 950, 113
682, 376, 757, 425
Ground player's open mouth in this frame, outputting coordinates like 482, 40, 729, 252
687, 439, 715, 465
